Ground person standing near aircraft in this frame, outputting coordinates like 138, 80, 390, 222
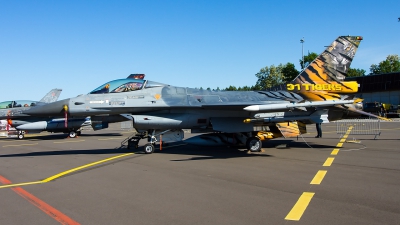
315, 123, 322, 138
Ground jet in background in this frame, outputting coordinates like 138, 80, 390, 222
0, 89, 127, 139
24, 36, 381, 153
0, 88, 61, 138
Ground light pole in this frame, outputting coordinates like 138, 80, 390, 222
300, 37, 304, 69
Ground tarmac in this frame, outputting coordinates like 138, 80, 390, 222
0, 121, 399, 225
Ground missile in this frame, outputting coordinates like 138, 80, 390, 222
243, 115, 321, 123
243, 99, 355, 112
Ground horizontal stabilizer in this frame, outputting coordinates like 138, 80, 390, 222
336, 105, 391, 121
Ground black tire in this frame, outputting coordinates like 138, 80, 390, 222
69, 131, 77, 138
246, 137, 262, 152
17, 133, 24, 140
76, 131, 81, 136
144, 143, 155, 154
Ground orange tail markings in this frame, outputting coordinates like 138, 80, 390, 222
288, 36, 363, 100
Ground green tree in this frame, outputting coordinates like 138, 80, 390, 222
300, 52, 318, 69
282, 62, 299, 82
370, 54, 400, 74
347, 68, 366, 77
237, 86, 253, 91
255, 64, 285, 90
224, 85, 237, 91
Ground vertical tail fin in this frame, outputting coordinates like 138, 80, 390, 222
288, 36, 363, 100
39, 89, 62, 103
293, 36, 363, 84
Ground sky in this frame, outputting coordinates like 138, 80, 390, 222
1, 0, 399, 100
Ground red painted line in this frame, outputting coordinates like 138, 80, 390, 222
0, 175, 80, 225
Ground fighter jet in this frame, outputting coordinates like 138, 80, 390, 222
0, 89, 128, 139
0, 88, 62, 138
25, 36, 378, 153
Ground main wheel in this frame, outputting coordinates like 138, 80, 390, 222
246, 137, 262, 152
144, 143, 155, 154
69, 131, 77, 138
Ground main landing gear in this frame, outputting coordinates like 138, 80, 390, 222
246, 137, 262, 152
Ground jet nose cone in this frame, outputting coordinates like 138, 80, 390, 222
25, 99, 71, 116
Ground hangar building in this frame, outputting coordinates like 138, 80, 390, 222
346, 72, 400, 108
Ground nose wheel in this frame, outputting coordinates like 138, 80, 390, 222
143, 143, 155, 154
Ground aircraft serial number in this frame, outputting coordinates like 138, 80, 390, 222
286, 83, 342, 91
109, 101, 125, 106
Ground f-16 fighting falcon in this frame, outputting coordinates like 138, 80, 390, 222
0, 89, 128, 139
0, 88, 62, 139
24, 36, 381, 153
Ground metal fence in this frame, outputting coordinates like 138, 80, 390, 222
336, 119, 381, 139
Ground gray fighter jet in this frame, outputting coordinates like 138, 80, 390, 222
24, 36, 380, 153
0, 88, 62, 139
0, 89, 128, 139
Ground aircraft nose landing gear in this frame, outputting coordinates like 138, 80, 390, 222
126, 129, 172, 154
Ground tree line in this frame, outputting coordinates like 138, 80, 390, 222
201, 53, 400, 91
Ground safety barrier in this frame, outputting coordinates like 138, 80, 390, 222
336, 119, 381, 139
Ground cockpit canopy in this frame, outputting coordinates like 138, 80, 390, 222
89, 79, 167, 94
0, 100, 38, 109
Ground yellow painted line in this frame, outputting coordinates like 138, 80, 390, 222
3, 143, 38, 147
98, 137, 124, 141
42, 152, 135, 182
310, 170, 327, 185
0, 152, 136, 189
331, 149, 339, 155
285, 192, 315, 221
323, 157, 335, 167
53, 140, 86, 144
339, 138, 347, 143
0, 181, 44, 189
346, 126, 353, 134
336, 142, 343, 148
